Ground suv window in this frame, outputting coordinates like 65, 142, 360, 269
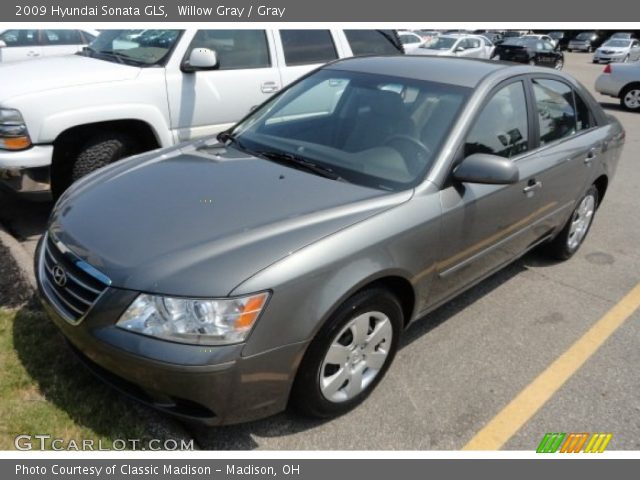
532, 79, 576, 145
0, 29, 39, 47
345, 30, 402, 56
280, 30, 338, 66
465, 81, 529, 158
42, 30, 84, 46
189, 30, 271, 70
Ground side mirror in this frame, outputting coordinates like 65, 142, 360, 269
0, 40, 6, 48
455, 46, 465, 52
453, 153, 519, 185
182, 47, 218, 73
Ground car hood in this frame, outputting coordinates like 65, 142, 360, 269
49, 142, 411, 297
0, 54, 140, 102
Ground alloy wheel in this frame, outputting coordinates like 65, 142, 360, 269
567, 194, 596, 251
319, 311, 393, 403
623, 89, 640, 110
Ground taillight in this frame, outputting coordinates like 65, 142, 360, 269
603, 64, 612, 74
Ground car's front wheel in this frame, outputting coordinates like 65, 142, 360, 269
290, 288, 403, 418
544, 185, 599, 260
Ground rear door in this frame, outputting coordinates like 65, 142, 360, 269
524, 76, 606, 236
274, 30, 342, 87
0, 29, 42, 62
165, 29, 283, 141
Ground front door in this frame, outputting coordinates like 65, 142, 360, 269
165, 30, 282, 142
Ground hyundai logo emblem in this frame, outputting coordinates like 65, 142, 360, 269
52, 265, 67, 287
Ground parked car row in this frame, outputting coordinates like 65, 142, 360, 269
0, 29, 98, 62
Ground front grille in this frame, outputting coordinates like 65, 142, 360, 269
39, 233, 110, 324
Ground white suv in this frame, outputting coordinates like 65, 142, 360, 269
0, 29, 99, 63
0, 29, 401, 197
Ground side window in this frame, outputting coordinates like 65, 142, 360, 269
280, 30, 338, 66
574, 92, 595, 131
532, 79, 577, 145
43, 30, 84, 46
188, 30, 270, 70
468, 38, 481, 49
0, 29, 39, 47
344, 30, 402, 56
465, 81, 529, 158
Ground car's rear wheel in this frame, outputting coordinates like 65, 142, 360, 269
620, 85, 640, 111
290, 288, 402, 418
543, 186, 598, 260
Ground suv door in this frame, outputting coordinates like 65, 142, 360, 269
275, 30, 341, 86
0, 29, 42, 62
525, 77, 605, 236
165, 29, 282, 141
428, 79, 547, 306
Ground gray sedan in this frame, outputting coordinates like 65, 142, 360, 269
36, 56, 624, 425
593, 39, 640, 64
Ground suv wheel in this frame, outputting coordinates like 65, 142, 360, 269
290, 288, 403, 418
72, 132, 140, 182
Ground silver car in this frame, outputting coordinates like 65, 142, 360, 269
414, 34, 494, 59
596, 62, 640, 111
593, 39, 640, 64
36, 56, 624, 425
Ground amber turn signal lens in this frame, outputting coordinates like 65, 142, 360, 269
235, 293, 269, 329
0, 136, 31, 150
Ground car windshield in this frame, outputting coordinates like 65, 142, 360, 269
549, 32, 564, 39
229, 69, 470, 191
502, 38, 533, 47
82, 30, 182, 66
611, 33, 631, 39
603, 40, 631, 48
421, 37, 457, 50
576, 32, 594, 40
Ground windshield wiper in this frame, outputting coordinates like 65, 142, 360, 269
257, 150, 344, 181
81, 46, 146, 66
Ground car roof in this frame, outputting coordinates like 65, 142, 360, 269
324, 56, 510, 89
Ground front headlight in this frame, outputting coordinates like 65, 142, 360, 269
0, 108, 31, 150
116, 292, 269, 345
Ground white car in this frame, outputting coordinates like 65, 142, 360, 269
414, 34, 494, 59
0, 29, 99, 63
398, 31, 424, 53
593, 39, 640, 64
595, 62, 640, 111
0, 29, 402, 197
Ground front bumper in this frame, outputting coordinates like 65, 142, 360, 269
593, 53, 626, 63
34, 238, 307, 425
0, 145, 53, 195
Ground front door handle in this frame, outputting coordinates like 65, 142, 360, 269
523, 180, 543, 195
261, 81, 279, 94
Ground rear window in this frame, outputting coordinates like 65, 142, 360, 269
344, 30, 403, 56
280, 30, 338, 66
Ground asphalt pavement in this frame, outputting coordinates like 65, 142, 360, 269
0, 52, 638, 450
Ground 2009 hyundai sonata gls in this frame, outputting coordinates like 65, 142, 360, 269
36, 56, 624, 425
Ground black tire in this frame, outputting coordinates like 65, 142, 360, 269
71, 132, 140, 182
620, 84, 640, 112
543, 185, 599, 260
290, 288, 403, 418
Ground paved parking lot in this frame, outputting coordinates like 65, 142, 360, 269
1, 52, 638, 450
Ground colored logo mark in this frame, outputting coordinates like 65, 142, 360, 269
537, 432, 612, 453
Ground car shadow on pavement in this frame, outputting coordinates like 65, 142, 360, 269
11, 296, 193, 446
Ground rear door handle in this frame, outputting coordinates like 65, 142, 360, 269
261, 81, 279, 94
585, 146, 599, 164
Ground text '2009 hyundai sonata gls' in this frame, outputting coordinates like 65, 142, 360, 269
36, 56, 624, 425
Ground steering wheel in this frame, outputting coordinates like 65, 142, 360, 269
384, 135, 432, 173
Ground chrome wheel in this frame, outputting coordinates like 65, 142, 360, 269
623, 89, 640, 110
567, 194, 596, 251
319, 311, 393, 403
